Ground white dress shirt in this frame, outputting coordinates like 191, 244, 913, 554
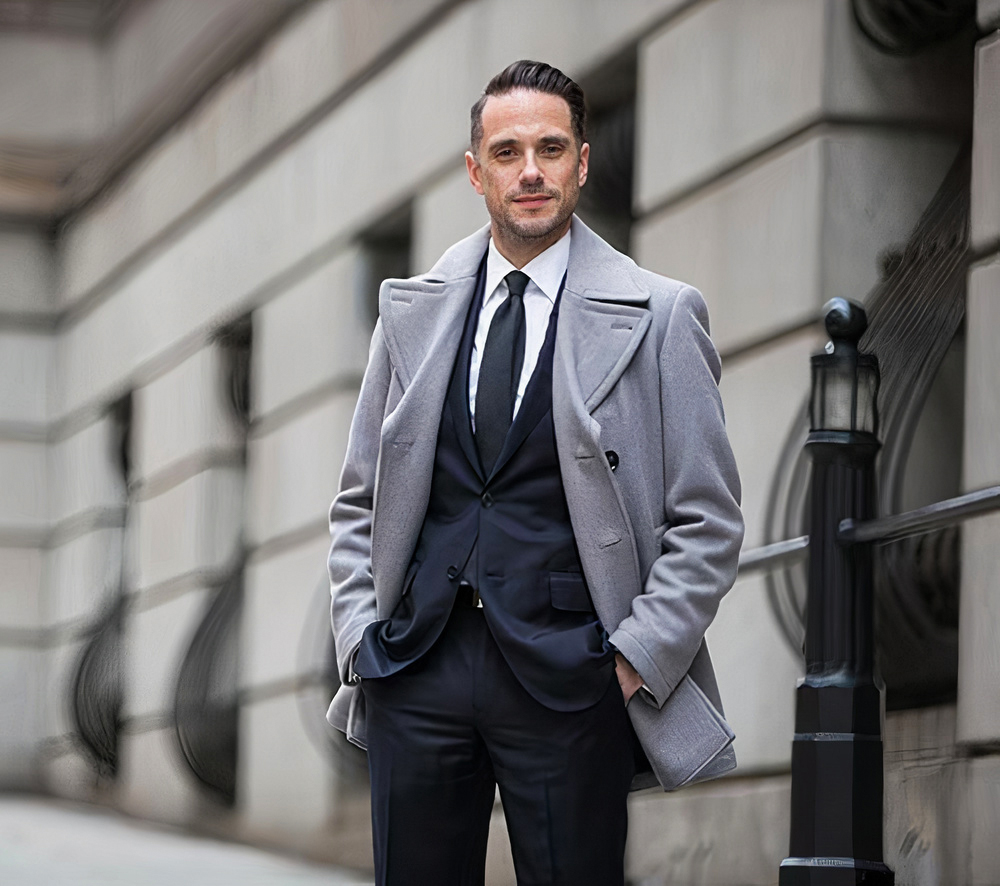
468, 229, 571, 428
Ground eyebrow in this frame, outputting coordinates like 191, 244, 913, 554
487, 134, 572, 153
488, 138, 520, 152
538, 135, 571, 148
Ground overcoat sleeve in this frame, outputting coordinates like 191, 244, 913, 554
607, 285, 744, 708
328, 318, 391, 685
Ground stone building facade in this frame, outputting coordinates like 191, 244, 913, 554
0, 1, 997, 883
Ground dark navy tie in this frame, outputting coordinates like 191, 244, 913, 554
476, 270, 529, 474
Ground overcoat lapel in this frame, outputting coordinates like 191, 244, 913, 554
377, 225, 491, 391
556, 216, 653, 413
554, 292, 651, 411
370, 228, 490, 611
551, 217, 654, 631
378, 278, 473, 392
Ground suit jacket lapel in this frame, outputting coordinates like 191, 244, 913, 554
448, 260, 487, 482
486, 337, 550, 481
371, 229, 489, 595
485, 277, 563, 480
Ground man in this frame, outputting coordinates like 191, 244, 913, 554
327, 60, 744, 885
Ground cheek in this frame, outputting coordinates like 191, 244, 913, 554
481, 168, 510, 198
550, 162, 579, 193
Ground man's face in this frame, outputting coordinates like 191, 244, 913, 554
466, 89, 589, 249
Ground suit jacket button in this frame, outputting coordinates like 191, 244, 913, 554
481, 491, 494, 508
605, 450, 619, 472
446, 565, 459, 580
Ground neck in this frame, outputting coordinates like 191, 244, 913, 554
491, 218, 570, 269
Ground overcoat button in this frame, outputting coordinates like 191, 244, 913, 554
605, 450, 619, 472
481, 491, 494, 508
446, 565, 459, 579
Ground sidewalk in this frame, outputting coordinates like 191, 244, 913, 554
0, 795, 373, 886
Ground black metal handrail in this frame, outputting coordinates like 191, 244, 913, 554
839, 485, 1000, 545
738, 535, 809, 575
738, 484, 1000, 576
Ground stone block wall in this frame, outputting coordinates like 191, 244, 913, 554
39, 413, 128, 799
956, 9, 1000, 884
115, 340, 245, 825
0, 222, 55, 789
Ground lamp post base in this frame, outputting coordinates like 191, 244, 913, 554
779, 858, 895, 885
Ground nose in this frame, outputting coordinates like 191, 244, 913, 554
520, 150, 542, 184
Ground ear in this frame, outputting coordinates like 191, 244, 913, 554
578, 142, 590, 188
466, 151, 485, 196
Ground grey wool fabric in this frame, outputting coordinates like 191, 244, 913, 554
327, 215, 745, 791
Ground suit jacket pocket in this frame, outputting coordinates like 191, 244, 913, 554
549, 572, 594, 612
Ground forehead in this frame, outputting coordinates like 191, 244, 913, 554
480, 89, 574, 145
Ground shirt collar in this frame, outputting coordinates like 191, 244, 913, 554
484, 227, 571, 305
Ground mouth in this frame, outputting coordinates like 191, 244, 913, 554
511, 193, 555, 210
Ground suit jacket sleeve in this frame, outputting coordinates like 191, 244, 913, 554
328, 317, 391, 685
608, 285, 744, 708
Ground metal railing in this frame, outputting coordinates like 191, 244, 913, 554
738, 535, 808, 575
738, 485, 1000, 576
839, 485, 1000, 545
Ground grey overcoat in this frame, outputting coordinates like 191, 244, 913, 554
327, 215, 745, 791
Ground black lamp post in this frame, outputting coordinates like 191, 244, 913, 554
779, 299, 894, 885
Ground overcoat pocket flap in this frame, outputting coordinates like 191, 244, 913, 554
549, 572, 593, 612
327, 684, 369, 751
627, 673, 736, 791
346, 685, 369, 750
327, 684, 352, 731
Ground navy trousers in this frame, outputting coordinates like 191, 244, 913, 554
363, 604, 636, 886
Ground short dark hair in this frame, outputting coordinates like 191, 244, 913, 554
470, 60, 587, 155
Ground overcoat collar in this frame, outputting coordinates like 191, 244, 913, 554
378, 215, 652, 413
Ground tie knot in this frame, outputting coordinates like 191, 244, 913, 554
504, 270, 530, 299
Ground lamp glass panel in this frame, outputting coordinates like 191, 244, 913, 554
855, 365, 878, 435
820, 367, 855, 431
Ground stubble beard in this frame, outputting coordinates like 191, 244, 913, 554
488, 183, 579, 247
